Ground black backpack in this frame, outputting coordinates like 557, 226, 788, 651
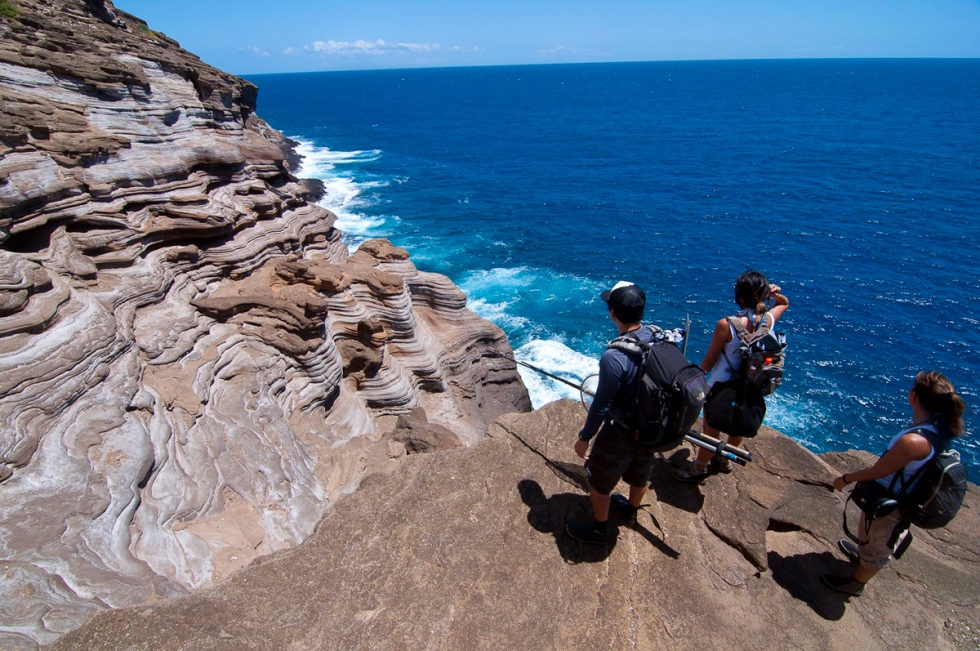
608, 326, 708, 451
890, 427, 968, 530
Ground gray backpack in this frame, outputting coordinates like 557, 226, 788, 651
725, 313, 787, 396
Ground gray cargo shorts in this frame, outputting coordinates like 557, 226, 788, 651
858, 510, 910, 569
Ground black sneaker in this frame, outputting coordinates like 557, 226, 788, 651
670, 462, 711, 484
566, 522, 607, 545
820, 573, 865, 596
611, 493, 638, 528
708, 455, 733, 474
838, 539, 860, 564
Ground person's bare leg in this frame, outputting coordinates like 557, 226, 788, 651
854, 565, 880, 583
696, 426, 745, 467
693, 423, 721, 468
590, 488, 611, 521
627, 483, 647, 507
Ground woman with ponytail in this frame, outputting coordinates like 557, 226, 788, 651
671, 270, 789, 482
822, 371, 967, 596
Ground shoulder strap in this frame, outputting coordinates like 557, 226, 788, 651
759, 311, 774, 332
726, 311, 775, 343
726, 316, 749, 344
605, 328, 648, 426
914, 424, 949, 453
888, 426, 945, 494
607, 333, 642, 356
607, 326, 658, 356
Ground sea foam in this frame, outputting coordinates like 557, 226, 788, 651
514, 339, 600, 410
292, 138, 390, 248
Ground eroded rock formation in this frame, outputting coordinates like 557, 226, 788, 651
51, 401, 980, 651
0, 1, 530, 647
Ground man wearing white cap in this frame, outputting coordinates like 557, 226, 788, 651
567, 281, 654, 545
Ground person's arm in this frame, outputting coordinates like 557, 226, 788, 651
832, 432, 933, 491
579, 351, 624, 440
767, 284, 789, 325
699, 318, 732, 373
574, 351, 626, 458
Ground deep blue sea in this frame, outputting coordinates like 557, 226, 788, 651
246, 60, 980, 481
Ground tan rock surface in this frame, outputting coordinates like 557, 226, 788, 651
51, 400, 980, 651
0, 2, 529, 647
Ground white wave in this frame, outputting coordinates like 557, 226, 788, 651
459, 267, 538, 331
293, 139, 381, 179
762, 392, 829, 452
465, 297, 530, 332
515, 339, 599, 410
290, 138, 389, 246
317, 176, 365, 209
459, 267, 534, 294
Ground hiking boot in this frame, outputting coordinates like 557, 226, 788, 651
838, 539, 860, 564
611, 493, 638, 528
708, 455, 733, 474
820, 573, 865, 596
566, 522, 607, 546
670, 461, 710, 484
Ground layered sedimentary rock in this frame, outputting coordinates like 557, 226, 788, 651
51, 401, 980, 651
0, 1, 530, 647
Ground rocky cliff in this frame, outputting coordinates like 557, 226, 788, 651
51, 401, 980, 651
0, 1, 530, 647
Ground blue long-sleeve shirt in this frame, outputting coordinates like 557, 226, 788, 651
578, 328, 652, 441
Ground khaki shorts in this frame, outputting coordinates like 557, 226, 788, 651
585, 421, 654, 495
858, 510, 910, 569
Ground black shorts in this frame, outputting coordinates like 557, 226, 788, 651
585, 421, 655, 495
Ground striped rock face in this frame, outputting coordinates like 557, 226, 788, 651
0, 1, 530, 646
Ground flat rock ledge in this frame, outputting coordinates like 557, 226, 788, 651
53, 399, 980, 651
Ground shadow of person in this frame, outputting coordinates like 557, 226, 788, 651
546, 459, 590, 494
768, 550, 855, 620
518, 479, 615, 563
647, 450, 705, 514
508, 431, 590, 493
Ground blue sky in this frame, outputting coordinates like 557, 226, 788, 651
113, 0, 980, 75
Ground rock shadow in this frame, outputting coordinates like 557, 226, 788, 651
647, 450, 705, 514
518, 479, 616, 563
767, 550, 855, 620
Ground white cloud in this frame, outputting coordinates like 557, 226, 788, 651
534, 45, 610, 59
305, 39, 443, 57
248, 46, 272, 58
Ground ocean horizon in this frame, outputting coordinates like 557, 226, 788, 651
246, 59, 980, 480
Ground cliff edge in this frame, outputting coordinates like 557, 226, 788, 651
0, 1, 530, 647
52, 401, 980, 651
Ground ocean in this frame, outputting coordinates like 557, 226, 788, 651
246, 59, 980, 481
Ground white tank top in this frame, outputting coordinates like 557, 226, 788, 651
875, 423, 938, 491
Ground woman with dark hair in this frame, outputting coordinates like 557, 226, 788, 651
671, 270, 789, 482
822, 371, 967, 596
